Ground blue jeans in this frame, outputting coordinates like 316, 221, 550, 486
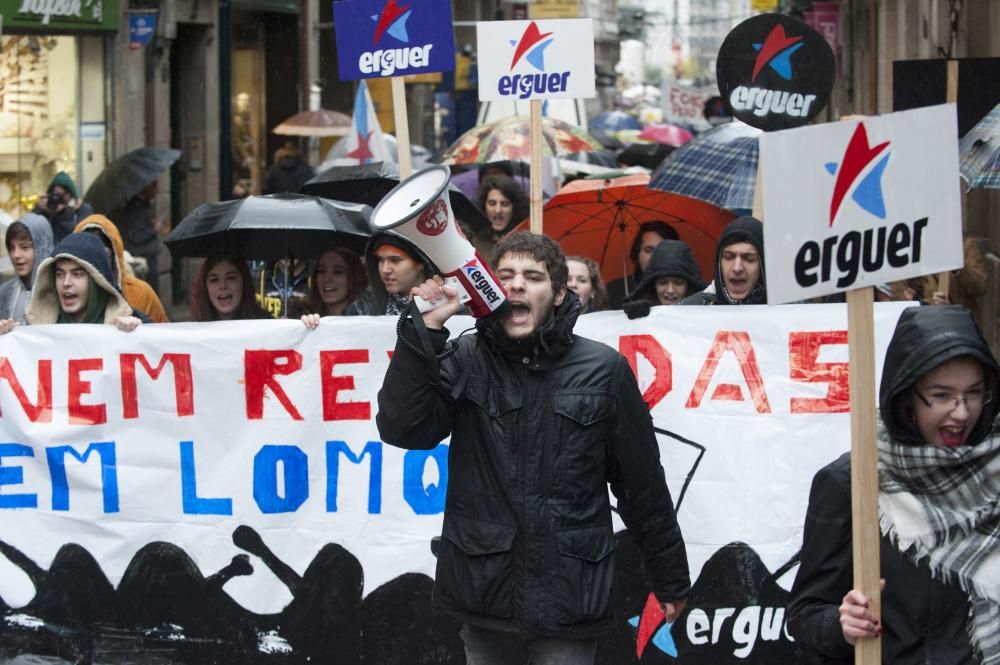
460, 624, 598, 665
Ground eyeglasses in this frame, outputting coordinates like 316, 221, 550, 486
914, 389, 993, 412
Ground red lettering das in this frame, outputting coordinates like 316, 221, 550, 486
619, 334, 672, 410
120, 353, 195, 419
789, 331, 849, 414
686, 331, 772, 413
321, 350, 371, 420
0, 357, 52, 422
244, 350, 303, 420
68, 358, 106, 425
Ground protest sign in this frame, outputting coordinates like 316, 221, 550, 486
661, 81, 718, 131
475, 18, 595, 231
0, 305, 911, 663
760, 104, 963, 305
716, 13, 834, 132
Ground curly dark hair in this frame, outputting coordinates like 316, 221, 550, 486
629, 220, 679, 266
494, 232, 568, 294
191, 255, 269, 321
566, 255, 608, 312
477, 175, 529, 237
304, 246, 367, 315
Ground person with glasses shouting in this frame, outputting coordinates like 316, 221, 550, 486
787, 305, 1000, 665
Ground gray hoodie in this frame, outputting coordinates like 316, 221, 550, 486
0, 214, 54, 323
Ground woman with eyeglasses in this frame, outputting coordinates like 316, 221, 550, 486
788, 305, 999, 665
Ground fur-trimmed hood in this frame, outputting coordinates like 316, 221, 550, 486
26, 233, 132, 325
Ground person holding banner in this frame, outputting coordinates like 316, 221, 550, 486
191, 255, 270, 321
0, 213, 53, 328
623, 239, 707, 317
788, 305, 1000, 665
682, 216, 767, 306
376, 232, 689, 664
13, 233, 147, 331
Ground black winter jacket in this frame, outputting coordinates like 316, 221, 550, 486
376, 294, 690, 639
788, 306, 1000, 664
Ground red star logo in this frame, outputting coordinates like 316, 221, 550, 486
346, 130, 374, 162
636, 593, 665, 659
829, 123, 890, 226
751, 25, 804, 81
373, 0, 410, 45
509, 21, 553, 71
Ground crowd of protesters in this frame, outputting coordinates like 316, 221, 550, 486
0, 153, 995, 665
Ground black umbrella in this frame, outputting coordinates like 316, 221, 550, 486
166, 194, 371, 316
166, 194, 371, 259
301, 161, 490, 237
84, 147, 181, 214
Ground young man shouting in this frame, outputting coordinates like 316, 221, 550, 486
377, 232, 689, 664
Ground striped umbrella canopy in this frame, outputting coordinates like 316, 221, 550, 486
960, 102, 1000, 190
648, 121, 762, 212
439, 115, 603, 165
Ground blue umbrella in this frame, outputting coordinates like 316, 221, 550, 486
959, 102, 1000, 190
590, 111, 643, 132
648, 121, 762, 212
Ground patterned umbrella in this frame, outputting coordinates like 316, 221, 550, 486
648, 121, 762, 212
638, 123, 694, 147
959, 102, 1000, 190
590, 110, 643, 132
439, 115, 603, 165
511, 173, 734, 284
273, 109, 352, 137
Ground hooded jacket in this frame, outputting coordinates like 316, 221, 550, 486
625, 239, 707, 305
26, 233, 135, 325
377, 290, 690, 639
263, 155, 315, 195
682, 216, 766, 305
0, 214, 54, 323
344, 232, 437, 316
73, 215, 168, 323
788, 306, 999, 665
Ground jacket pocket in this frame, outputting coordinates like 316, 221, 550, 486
552, 392, 614, 495
436, 514, 517, 618
465, 377, 522, 417
554, 526, 617, 624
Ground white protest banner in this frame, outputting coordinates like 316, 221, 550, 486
760, 104, 963, 305
475, 19, 596, 102
0, 304, 911, 663
662, 81, 718, 131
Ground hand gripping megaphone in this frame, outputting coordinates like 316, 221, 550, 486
370, 166, 507, 319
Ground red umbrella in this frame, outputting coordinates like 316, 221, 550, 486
638, 123, 694, 147
512, 173, 734, 284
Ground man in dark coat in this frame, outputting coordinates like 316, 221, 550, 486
263, 142, 315, 195
376, 232, 690, 663
113, 179, 162, 294
344, 232, 435, 316
682, 216, 766, 305
33, 171, 94, 244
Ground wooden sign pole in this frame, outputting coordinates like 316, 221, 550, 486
848, 286, 881, 665
529, 99, 544, 234
937, 59, 960, 296
391, 77, 413, 178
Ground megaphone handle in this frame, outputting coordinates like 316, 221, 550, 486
413, 276, 471, 313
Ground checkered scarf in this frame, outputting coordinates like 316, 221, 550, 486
877, 421, 1000, 664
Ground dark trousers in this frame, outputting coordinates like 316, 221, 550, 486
460, 624, 598, 665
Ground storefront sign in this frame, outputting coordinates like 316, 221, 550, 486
716, 13, 834, 131
528, 0, 579, 20
761, 104, 963, 304
0, 0, 119, 30
333, 0, 456, 81
476, 18, 595, 102
127, 10, 156, 50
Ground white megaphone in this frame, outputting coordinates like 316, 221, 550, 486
370, 165, 507, 319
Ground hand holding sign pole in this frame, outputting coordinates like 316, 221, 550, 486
761, 104, 964, 665
333, 0, 455, 178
